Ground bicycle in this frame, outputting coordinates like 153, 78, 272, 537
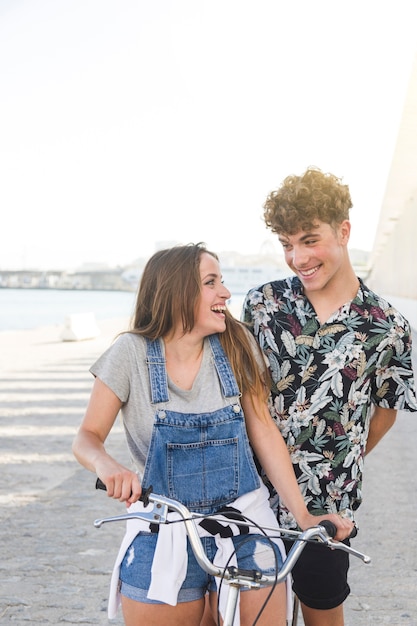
94, 480, 371, 626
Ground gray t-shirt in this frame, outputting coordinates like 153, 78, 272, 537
91, 333, 241, 479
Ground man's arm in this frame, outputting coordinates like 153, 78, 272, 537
365, 406, 397, 455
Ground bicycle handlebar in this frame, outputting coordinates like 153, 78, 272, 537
94, 479, 370, 587
95, 478, 357, 539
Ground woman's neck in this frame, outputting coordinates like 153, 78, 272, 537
163, 335, 205, 390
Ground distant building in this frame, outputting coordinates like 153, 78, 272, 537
367, 51, 417, 301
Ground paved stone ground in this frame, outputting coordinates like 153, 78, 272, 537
0, 321, 416, 625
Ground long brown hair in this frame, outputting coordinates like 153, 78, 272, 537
219, 309, 271, 410
129, 243, 270, 408
130, 244, 203, 337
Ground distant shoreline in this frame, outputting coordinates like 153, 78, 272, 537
0, 285, 133, 292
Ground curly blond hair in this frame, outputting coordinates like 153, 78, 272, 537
263, 166, 352, 235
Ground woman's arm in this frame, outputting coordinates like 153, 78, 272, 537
242, 394, 354, 541
72, 377, 141, 504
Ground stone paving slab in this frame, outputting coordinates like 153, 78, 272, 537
0, 321, 416, 625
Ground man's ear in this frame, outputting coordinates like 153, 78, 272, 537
339, 219, 351, 244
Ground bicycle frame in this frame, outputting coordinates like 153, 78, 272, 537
94, 491, 371, 626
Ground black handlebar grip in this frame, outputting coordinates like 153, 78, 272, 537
139, 485, 153, 507
320, 519, 358, 539
349, 525, 358, 539
320, 519, 337, 538
94, 478, 153, 506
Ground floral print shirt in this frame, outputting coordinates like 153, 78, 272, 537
242, 276, 417, 529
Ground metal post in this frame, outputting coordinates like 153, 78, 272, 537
291, 594, 300, 626
222, 584, 241, 626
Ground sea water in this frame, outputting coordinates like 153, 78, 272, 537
0, 289, 137, 332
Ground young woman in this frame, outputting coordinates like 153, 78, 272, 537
72, 243, 353, 626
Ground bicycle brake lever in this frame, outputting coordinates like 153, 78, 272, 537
94, 499, 169, 528
325, 538, 371, 563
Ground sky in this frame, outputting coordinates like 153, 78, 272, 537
1, 0, 416, 270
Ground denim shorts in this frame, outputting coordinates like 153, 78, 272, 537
120, 531, 284, 604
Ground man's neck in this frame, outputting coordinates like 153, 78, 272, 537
305, 270, 360, 326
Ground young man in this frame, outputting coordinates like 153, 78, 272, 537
242, 166, 417, 626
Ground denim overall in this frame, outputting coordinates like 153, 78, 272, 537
116, 334, 286, 613
142, 334, 260, 515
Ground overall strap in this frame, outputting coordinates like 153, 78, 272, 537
145, 338, 169, 404
208, 334, 240, 398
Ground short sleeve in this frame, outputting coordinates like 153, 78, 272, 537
90, 333, 138, 403
370, 316, 417, 412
